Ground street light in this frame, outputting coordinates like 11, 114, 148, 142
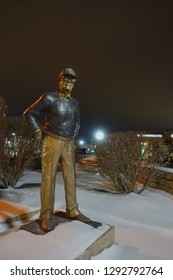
95, 131, 105, 141
79, 140, 84, 146
90, 130, 105, 152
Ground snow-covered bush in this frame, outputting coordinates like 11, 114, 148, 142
95, 131, 170, 194
0, 117, 40, 188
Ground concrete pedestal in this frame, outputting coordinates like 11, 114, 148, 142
0, 220, 115, 260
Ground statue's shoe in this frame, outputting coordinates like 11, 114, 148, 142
39, 218, 52, 232
66, 208, 90, 223
39, 209, 53, 232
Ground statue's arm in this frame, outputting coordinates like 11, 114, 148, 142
23, 94, 49, 136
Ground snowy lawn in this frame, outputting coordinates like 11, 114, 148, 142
0, 164, 173, 260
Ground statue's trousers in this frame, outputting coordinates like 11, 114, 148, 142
39, 135, 78, 218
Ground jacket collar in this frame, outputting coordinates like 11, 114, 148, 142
58, 91, 71, 101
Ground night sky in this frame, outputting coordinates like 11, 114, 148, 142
1, 0, 173, 141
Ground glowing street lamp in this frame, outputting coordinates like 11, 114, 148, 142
90, 130, 105, 152
95, 131, 105, 141
79, 140, 84, 145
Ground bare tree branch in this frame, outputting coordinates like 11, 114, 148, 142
0, 117, 40, 188
95, 131, 170, 194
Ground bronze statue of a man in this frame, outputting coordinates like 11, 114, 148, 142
24, 68, 90, 232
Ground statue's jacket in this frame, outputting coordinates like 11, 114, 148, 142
24, 91, 80, 140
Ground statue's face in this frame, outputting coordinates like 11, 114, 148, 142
58, 77, 75, 94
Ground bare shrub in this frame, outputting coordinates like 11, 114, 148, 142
95, 131, 170, 194
0, 117, 40, 188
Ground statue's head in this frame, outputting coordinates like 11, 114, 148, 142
58, 68, 77, 95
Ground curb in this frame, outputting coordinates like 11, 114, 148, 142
0, 209, 40, 237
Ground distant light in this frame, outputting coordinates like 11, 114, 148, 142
137, 134, 162, 138
79, 140, 84, 145
95, 131, 105, 140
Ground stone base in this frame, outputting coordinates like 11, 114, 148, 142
76, 225, 115, 260
0, 217, 115, 260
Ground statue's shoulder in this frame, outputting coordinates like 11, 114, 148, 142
42, 91, 57, 103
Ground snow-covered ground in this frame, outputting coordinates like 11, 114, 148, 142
0, 163, 173, 260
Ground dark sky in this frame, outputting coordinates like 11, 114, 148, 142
1, 0, 173, 141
